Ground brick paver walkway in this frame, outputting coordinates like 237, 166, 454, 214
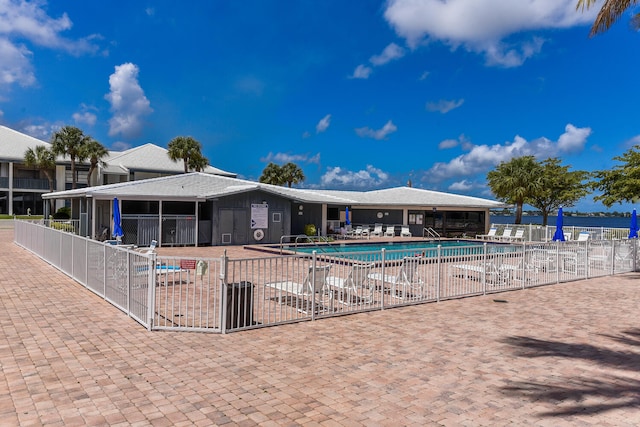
2, 229, 640, 426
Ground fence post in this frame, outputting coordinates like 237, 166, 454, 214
482, 243, 487, 295
380, 249, 385, 310
311, 251, 317, 321
146, 251, 156, 330
437, 245, 441, 302
220, 249, 228, 334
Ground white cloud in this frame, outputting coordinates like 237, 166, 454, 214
72, 111, 97, 127
260, 152, 321, 165
426, 99, 464, 114
369, 43, 405, 66
316, 114, 331, 133
0, 1, 100, 88
448, 179, 477, 192
419, 71, 430, 81
350, 64, 372, 79
321, 165, 389, 188
105, 63, 153, 139
111, 141, 132, 151
355, 120, 397, 140
424, 124, 592, 182
439, 134, 469, 149
384, 0, 597, 67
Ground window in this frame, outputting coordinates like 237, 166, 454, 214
272, 212, 281, 223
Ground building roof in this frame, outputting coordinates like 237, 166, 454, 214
43, 172, 507, 209
0, 125, 51, 161
101, 143, 236, 177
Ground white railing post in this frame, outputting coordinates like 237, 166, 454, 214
311, 251, 317, 321
437, 245, 442, 302
219, 250, 228, 333
482, 243, 487, 295
147, 251, 156, 330
380, 249, 386, 310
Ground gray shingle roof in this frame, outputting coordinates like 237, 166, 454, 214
43, 172, 507, 209
0, 125, 51, 161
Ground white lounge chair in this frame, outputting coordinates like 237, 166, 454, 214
497, 228, 513, 241
265, 265, 332, 312
370, 224, 383, 237
326, 263, 375, 305
384, 226, 396, 237
502, 228, 525, 242
361, 226, 370, 238
368, 256, 424, 300
476, 227, 497, 240
400, 226, 412, 237
577, 231, 590, 241
449, 261, 505, 285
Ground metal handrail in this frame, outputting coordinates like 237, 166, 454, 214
278, 234, 338, 254
423, 227, 441, 240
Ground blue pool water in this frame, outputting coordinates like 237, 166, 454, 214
289, 240, 505, 261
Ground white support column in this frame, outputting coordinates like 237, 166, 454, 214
195, 201, 199, 247
403, 208, 409, 225
158, 200, 163, 246
91, 197, 96, 240
8, 162, 13, 216
321, 204, 327, 236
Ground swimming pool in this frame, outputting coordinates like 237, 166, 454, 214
287, 240, 508, 261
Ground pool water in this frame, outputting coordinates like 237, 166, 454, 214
289, 240, 503, 261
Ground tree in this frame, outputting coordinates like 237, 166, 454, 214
591, 144, 640, 207
259, 162, 285, 186
577, 0, 640, 36
24, 145, 56, 193
281, 162, 305, 188
487, 156, 541, 224
167, 136, 203, 173
526, 158, 591, 226
81, 139, 109, 186
188, 151, 209, 172
51, 126, 90, 189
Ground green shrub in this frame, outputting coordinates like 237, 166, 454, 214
50, 222, 75, 232
53, 207, 71, 220
304, 224, 317, 236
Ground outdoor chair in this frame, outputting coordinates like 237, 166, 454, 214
497, 228, 513, 241
577, 231, 590, 242
326, 262, 375, 305
368, 256, 425, 301
370, 224, 384, 237
400, 226, 412, 237
476, 227, 497, 240
384, 226, 396, 237
449, 261, 505, 286
264, 265, 332, 313
502, 228, 525, 242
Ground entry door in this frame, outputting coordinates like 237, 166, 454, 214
219, 209, 247, 245
269, 210, 285, 242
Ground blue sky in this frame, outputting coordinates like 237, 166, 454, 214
1, 1, 639, 212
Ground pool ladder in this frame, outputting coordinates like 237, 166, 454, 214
423, 227, 441, 241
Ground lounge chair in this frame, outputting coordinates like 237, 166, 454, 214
370, 224, 383, 237
135, 239, 158, 254
326, 263, 375, 305
497, 228, 513, 241
577, 231, 590, 241
384, 226, 396, 237
449, 261, 505, 285
368, 256, 424, 300
400, 226, 412, 237
502, 228, 525, 242
264, 265, 332, 312
361, 226, 370, 238
476, 227, 497, 240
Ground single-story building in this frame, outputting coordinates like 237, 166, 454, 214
42, 172, 508, 246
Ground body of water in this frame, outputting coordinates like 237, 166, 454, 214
491, 215, 631, 228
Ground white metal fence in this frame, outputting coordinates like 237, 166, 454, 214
489, 223, 630, 242
13, 220, 638, 334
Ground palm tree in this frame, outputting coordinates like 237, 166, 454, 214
167, 136, 203, 173
259, 162, 284, 185
281, 162, 305, 188
24, 145, 56, 213
486, 156, 542, 224
24, 145, 56, 192
81, 139, 109, 186
188, 151, 209, 172
577, 0, 640, 36
51, 126, 90, 189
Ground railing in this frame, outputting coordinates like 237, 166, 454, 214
43, 219, 81, 235
13, 219, 638, 334
489, 223, 630, 242
423, 227, 441, 240
12, 177, 54, 190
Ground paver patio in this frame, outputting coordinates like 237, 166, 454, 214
1, 228, 640, 426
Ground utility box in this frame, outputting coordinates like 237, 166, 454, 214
225, 281, 254, 330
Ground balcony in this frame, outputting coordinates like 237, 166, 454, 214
10, 178, 55, 190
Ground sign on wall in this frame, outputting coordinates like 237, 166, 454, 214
251, 203, 268, 229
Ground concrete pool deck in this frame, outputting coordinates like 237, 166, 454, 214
2, 228, 640, 425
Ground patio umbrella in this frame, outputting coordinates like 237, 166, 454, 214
112, 198, 124, 239
552, 207, 565, 241
345, 207, 351, 225
629, 209, 638, 239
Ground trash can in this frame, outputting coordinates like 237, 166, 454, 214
225, 281, 254, 330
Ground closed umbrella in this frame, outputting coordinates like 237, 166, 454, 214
345, 207, 351, 226
112, 198, 124, 240
629, 209, 638, 239
552, 207, 565, 241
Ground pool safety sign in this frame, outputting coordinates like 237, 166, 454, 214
251, 203, 268, 229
